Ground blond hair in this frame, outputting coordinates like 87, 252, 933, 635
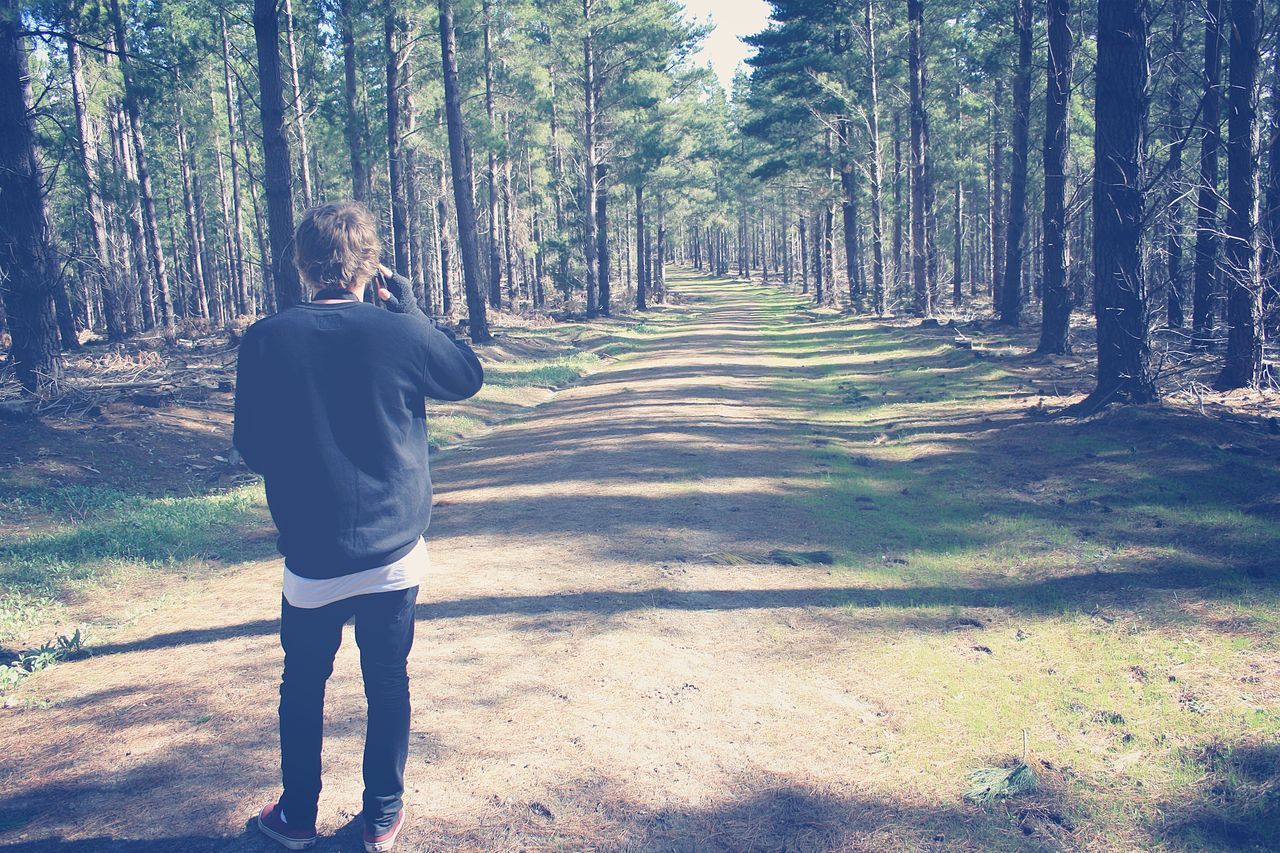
293, 202, 381, 291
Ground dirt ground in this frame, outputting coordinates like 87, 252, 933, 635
1, 271, 1277, 852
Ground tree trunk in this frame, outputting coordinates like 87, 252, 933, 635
1165, 4, 1186, 329
502, 123, 517, 306
635, 183, 646, 310
596, 163, 610, 314
1037, 0, 1073, 353
999, 0, 1032, 326
283, 0, 313, 207
1265, 43, 1280, 316
1191, 0, 1224, 344
385, 7, 410, 277
907, 0, 931, 316
992, 78, 1005, 301
112, 106, 147, 333
252, 0, 302, 310
655, 207, 666, 302
438, 0, 490, 341
581, 0, 599, 316
404, 45, 428, 311
176, 95, 210, 321
778, 213, 788, 286
0, 5, 63, 392
798, 214, 809, 293
110, 0, 174, 339
436, 155, 453, 317
532, 193, 545, 307
841, 162, 860, 311
812, 213, 824, 303
1214, 0, 1264, 389
952, 180, 963, 307
340, 0, 370, 203
892, 111, 903, 294
220, 13, 250, 316
1083, 0, 1157, 408
237, 88, 277, 314
864, 0, 886, 315
209, 85, 233, 326
483, 0, 502, 309
67, 35, 125, 341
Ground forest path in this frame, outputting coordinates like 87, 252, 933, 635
11, 270, 1268, 851
6, 270, 912, 851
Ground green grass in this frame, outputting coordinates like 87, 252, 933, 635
721, 274, 1280, 849
0, 325, 623, 658
0, 485, 269, 601
484, 352, 600, 389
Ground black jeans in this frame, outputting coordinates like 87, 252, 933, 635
278, 585, 417, 832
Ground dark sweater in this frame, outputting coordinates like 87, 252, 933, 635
233, 276, 483, 580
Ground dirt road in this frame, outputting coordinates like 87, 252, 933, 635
0, 273, 1128, 850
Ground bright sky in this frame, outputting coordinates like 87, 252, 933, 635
680, 0, 773, 91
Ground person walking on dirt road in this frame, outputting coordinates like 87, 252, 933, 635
234, 201, 484, 852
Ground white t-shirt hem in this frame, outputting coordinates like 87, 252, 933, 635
283, 537, 429, 609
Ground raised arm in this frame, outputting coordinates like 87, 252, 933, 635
377, 269, 485, 402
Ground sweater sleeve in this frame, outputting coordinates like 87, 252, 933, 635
420, 321, 485, 401
232, 325, 274, 474
380, 272, 485, 402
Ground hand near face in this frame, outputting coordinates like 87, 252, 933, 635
375, 264, 394, 301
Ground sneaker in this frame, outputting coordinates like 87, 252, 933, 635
363, 809, 405, 853
257, 802, 317, 850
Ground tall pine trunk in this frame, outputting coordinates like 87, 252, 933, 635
1191, 0, 1224, 344
581, 0, 600, 316
176, 94, 211, 321
952, 181, 963, 307
635, 184, 647, 309
798, 213, 809, 293
0, 3, 63, 392
596, 163, 610, 314
1265, 45, 1280, 314
405, 49, 429, 312
283, 0, 314, 207
252, 0, 302, 310
438, 0, 490, 341
1037, 0, 1073, 353
1165, 6, 1187, 329
340, 0, 370, 203
907, 0, 931, 316
482, 0, 502, 308
110, 0, 174, 339
67, 35, 124, 341
892, 111, 903, 294
999, 0, 1032, 326
992, 79, 1005, 301
112, 106, 147, 333
502, 124, 517, 306
220, 14, 250, 316
1214, 0, 1264, 389
1081, 0, 1157, 409
864, 0, 886, 315
385, 7, 411, 277
840, 128, 861, 312
436, 155, 453, 317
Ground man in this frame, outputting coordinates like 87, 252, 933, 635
234, 201, 484, 851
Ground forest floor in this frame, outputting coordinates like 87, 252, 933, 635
1, 270, 1278, 851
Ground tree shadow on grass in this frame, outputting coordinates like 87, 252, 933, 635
1153, 739, 1280, 851
84, 550, 1275, 659
0, 779, 1065, 852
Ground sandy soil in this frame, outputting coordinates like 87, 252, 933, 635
2, 272, 921, 852
6, 271, 1270, 851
